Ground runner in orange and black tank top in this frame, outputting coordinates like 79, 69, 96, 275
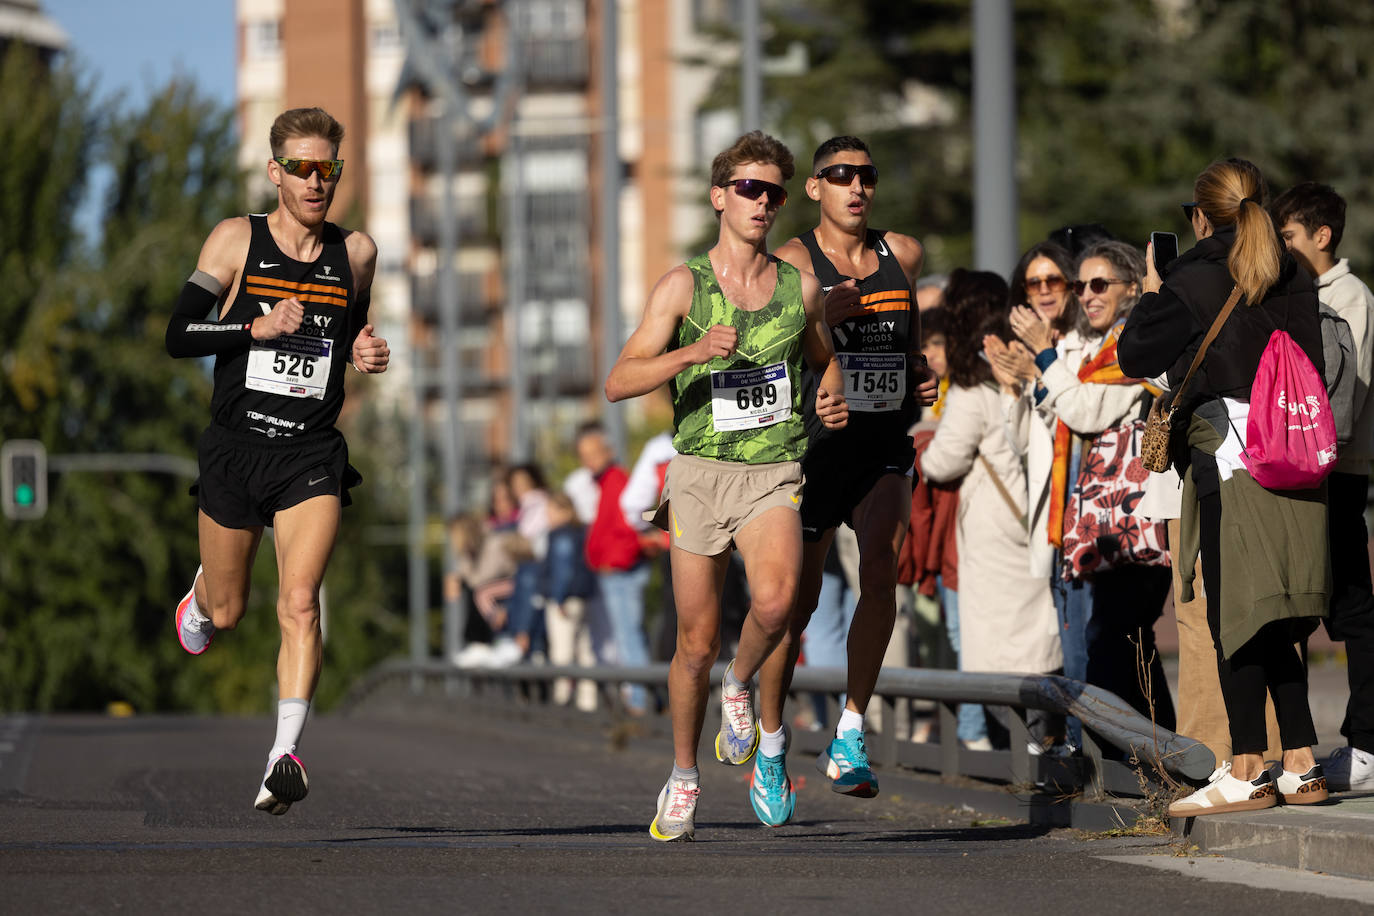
212, 213, 356, 439
798, 227, 918, 450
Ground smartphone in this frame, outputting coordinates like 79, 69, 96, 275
1151, 231, 1178, 276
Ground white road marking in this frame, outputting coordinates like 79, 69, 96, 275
1098, 853, 1374, 904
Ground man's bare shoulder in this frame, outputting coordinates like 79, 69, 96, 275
203, 216, 252, 255
774, 237, 814, 273
881, 231, 924, 265
795, 265, 822, 301
648, 263, 695, 314
196, 217, 252, 281
343, 227, 378, 262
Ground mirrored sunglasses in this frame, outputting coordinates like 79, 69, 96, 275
275, 157, 345, 180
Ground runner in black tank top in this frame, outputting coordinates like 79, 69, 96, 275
798, 226, 918, 445
211, 214, 356, 438
756, 136, 939, 824
163, 108, 390, 819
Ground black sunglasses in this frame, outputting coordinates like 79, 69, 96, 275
815, 163, 879, 187
1182, 201, 1199, 222
1072, 277, 1130, 296
719, 178, 787, 208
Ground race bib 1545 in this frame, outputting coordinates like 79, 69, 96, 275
840, 352, 904, 412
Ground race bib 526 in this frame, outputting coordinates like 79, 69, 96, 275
246, 334, 332, 400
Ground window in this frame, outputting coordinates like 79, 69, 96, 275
692, 0, 742, 29
245, 20, 280, 59
369, 21, 402, 53
518, 0, 586, 38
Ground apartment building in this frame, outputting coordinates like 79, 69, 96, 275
0, 0, 67, 60
236, 0, 742, 506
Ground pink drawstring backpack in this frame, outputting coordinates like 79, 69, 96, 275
1243, 328, 1338, 489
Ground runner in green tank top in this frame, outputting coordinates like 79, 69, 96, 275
606, 131, 848, 842
670, 252, 809, 464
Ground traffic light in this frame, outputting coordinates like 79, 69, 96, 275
2, 439, 47, 520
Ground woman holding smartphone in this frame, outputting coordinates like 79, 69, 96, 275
1119, 158, 1328, 815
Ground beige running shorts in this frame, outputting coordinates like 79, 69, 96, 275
646, 453, 803, 556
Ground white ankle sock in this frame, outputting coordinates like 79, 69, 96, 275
759, 725, 785, 757
186, 590, 209, 624
268, 698, 310, 761
836, 708, 864, 739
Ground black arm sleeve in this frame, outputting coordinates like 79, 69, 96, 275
1117, 284, 1201, 381
165, 277, 253, 358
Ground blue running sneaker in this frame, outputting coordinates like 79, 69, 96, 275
750, 727, 794, 827
714, 661, 758, 766
816, 728, 878, 797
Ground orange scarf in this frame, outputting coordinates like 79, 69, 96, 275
1046, 328, 1160, 548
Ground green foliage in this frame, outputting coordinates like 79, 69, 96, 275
692, 0, 1374, 274
690, 0, 974, 270
0, 46, 405, 714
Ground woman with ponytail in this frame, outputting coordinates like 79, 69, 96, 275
1119, 158, 1329, 816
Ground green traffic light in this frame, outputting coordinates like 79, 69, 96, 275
15, 483, 34, 506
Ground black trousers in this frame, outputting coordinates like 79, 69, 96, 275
1199, 491, 1318, 755
1086, 565, 1176, 733
1325, 472, 1374, 753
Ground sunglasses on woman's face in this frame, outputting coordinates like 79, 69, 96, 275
719, 177, 787, 208
1182, 202, 1199, 222
1025, 274, 1067, 293
815, 163, 879, 188
1072, 277, 1129, 296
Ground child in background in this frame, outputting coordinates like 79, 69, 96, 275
540, 492, 600, 710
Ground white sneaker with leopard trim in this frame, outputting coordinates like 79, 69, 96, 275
1272, 763, 1329, 805
1168, 762, 1277, 817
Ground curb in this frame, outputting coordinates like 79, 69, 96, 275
1174, 794, 1374, 881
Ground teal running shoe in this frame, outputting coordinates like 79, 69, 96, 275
750, 727, 794, 827
816, 727, 878, 797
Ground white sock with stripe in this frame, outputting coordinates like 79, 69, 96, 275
836, 707, 864, 739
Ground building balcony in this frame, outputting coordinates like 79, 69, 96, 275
411, 272, 494, 325
410, 194, 490, 247
408, 116, 484, 172
521, 37, 588, 87
525, 344, 594, 396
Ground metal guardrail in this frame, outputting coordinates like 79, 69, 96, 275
345, 659, 1215, 799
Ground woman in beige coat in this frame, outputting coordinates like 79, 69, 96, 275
921, 271, 1062, 746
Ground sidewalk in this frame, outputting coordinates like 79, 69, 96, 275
1176, 793, 1374, 882
1158, 652, 1373, 880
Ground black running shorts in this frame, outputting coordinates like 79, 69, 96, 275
192, 424, 361, 529
799, 432, 916, 542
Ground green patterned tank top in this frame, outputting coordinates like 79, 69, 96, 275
670, 253, 808, 463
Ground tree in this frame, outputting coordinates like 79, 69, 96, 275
0, 51, 404, 713
689, 0, 1374, 274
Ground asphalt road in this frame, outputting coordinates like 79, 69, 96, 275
2, 703, 1371, 915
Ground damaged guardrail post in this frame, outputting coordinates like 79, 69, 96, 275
347, 661, 1217, 789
